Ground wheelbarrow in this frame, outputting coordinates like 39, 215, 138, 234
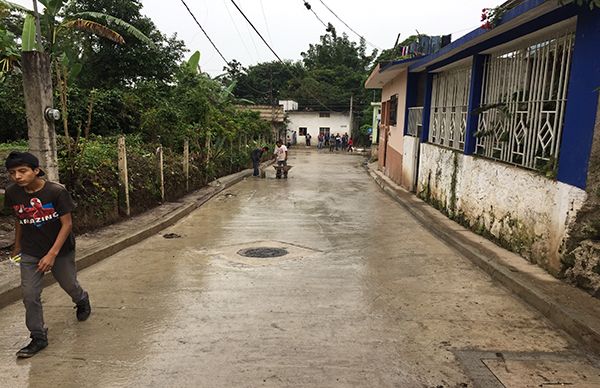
272, 164, 293, 178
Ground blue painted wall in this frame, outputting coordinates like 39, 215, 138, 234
464, 55, 487, 156
420, 73, 434, 143
557, 9, 600, 189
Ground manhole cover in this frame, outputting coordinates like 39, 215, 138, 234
237, 247, 288, 258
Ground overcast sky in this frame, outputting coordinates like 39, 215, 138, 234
13, 0, 503, 76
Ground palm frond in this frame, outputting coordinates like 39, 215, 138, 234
0, 0, 33, 14
61, 19, 125, 44
70, 11, 154, 47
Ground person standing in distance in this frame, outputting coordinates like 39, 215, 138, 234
4, 151, 91, 358
251, 146, 269, 177
273, 140, 288, 179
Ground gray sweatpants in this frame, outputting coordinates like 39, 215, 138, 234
20, 251, 87, 339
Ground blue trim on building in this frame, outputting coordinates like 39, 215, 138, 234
409, 1, 576, 72
557, 9, 600, 189
420, 73, 434, 143
464, 55, 487, 155
425, 5, 578, 72
403, 73, 419, 136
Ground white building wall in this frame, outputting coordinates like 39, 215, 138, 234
286, 111, 351, 146
417, 143, 587, 273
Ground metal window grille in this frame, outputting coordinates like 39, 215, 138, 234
389, 95, 398, 126
429, 66, 472, 151
476, 31, 575, 171
407, 107, 423, 137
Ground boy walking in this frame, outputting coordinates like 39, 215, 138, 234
4, 151, 91, 358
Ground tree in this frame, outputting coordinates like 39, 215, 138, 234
63, 0, 186, 89
0, 0, 153, 180
297, 32, 377, 114
228, 60, 305, 106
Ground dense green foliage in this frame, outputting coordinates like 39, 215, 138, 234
0, 0, 274, 231
227, 31, 378, 129
0, 0, 271, 148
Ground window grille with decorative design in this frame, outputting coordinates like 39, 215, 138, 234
476, 31, 575, 171
429, 66, 472, 151
389, 94, 398, 126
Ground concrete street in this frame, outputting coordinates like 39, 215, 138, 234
0, 149, 599, 387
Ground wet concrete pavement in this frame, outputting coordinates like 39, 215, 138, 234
1, 150, 599, 387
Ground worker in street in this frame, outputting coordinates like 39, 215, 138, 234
251, 146, 269, 177
273, 139, 288, 179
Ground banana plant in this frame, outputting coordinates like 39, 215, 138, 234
0, 0, 153, 56
0, 26, 19, 82
1, 0, 154, 159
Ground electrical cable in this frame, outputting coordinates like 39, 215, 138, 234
259, 0, 274, 43
229, 0, 341, 113
302, 1, 328, 28
317, 0, 380, 49
179, 0, 230, 65
229, 0, 282, 62
222, 0, 256, 63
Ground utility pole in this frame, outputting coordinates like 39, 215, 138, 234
349, 95, 354, 136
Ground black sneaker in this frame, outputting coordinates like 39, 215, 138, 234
16, 337, 48, 358
75, 296, 91, 321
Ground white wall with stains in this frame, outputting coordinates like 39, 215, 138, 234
417, 143, 587, 273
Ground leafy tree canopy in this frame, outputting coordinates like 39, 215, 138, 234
63, 0, 186, 88
230, 31, 377, 114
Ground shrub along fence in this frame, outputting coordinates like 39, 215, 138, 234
57, 133, 272, 233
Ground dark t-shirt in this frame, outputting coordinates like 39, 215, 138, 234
4, 181, 76, 259
251, 148, 263, 161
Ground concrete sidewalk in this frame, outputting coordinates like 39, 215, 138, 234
366, 162, 600, 354
0, 167, 261, 309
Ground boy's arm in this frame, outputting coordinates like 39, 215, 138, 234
11, 221, 22, 257
37, 213, 73, 272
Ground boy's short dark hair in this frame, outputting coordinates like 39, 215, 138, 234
5, 151, 46, 176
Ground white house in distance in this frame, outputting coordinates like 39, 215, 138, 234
279, 100, 351, 146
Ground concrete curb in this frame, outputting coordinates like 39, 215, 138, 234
366, 164, 600, 355
0, 167, 259, 310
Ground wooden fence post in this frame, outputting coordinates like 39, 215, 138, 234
229, 140, 233, 172
157, 145, 165, 202
183, 139, 189, 191
205, 133, 211, 165
117, 136, 130, 216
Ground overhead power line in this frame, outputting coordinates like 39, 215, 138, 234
229, 0, 340, 113
179, 0, 230, 65
229, 0, 282, 62
317, 0, 380, 50
259, 0, 274, 43
222, 0, 257, 63
302, 1, 328, 28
